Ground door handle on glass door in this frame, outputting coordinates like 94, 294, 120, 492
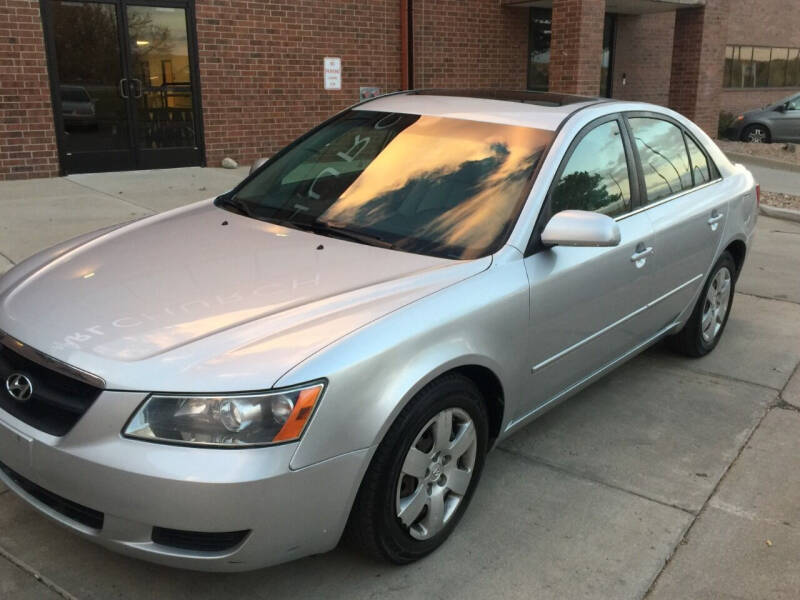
630, 245, 654, 268
118, 78, 129, 99
130, 79, 143, 99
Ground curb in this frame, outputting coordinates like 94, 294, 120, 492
759, 203, 800, 223
725, 151, 800, 173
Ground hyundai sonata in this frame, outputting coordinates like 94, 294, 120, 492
0, 90, 757, 571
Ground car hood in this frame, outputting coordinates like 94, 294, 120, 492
0, 201, 489, 391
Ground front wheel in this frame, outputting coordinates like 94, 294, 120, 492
667, 252, 736, 357
345, 374, 488, 564
741, 124, 770, 143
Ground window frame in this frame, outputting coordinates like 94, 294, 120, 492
724, 44, 800, 89
525, 113, 641, 256
619, 111, 722, 219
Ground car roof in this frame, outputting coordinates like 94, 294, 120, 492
354, 89, 609, 131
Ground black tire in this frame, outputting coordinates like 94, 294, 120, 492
345, 373, 488, 564
741, 124, 771, 144
667, 251, 737, 358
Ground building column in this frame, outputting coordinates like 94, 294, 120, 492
668, 1, 728, 136
549, 0, 606, 96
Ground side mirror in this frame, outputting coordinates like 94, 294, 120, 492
776, 104, 787, 113
541, 210, 621, 248
249, 157, 269, 175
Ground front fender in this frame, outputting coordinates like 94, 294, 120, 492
277, 250, 531, 470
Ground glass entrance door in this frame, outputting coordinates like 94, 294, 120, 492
49, 1, 134, 172
125, 4, 200, 168
44, 0, 202, 174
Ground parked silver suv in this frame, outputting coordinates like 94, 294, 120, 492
0, 90, 758, 571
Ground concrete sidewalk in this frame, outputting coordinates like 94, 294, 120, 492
1, 168, 799, 599
0, 167, 248, 270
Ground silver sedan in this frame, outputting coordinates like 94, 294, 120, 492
0, 90, 758, 571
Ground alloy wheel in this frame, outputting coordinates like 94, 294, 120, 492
701, 267, 731, 343
395, 407, 477, 540
746, 128, 767, 143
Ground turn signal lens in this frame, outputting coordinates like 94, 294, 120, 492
755, 184, 761, 206
273, 387, 323, 442
123, 382, 325, 447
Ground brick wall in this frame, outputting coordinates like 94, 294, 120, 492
412, 1, 527, 89
0, 0, 58, 180
549, 0, 606, 96
195, 0, 402, 169
668, 0, 728, 136
719, 0, 800, 117
196, 0, 529, 169
611, 12, 674, 105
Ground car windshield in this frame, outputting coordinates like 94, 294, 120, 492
224, 110, 554, 259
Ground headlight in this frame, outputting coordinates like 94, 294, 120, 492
123, 382, 325, 447
735, 115, 744, 122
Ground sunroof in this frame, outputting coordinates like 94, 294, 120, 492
410, 89, 601, 107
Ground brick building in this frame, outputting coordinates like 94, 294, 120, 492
1, 0, 798, 180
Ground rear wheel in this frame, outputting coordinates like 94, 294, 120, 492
741, 124, 770, 143
345, 374, 488, 563
667, 252, 736, 358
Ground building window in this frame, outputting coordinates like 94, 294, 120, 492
600, 14, 615, 97
527, 9, 551, 91
724, 45, 800, 88
527, 9, 615, 96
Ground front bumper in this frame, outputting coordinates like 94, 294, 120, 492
0, 390, 370, 571
724, 121, 745, 141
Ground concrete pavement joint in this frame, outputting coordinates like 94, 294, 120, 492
642, 397, 776, 599
777, 361, 800, 412
737, 290, 800, 307
780, 358, 800, 392
0, 545, 79, 600
663, 363, 782, 393
0, 249, 15, 265
775, 400, 800, 413
495, 445, 697, 516
62, 177, 157, 214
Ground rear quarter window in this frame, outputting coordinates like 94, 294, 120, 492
685, 135, 712, 185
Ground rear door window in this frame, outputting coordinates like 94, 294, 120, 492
629, 117, 692, 204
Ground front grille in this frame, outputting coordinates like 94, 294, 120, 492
0, 461, 104, 530
0, 344, 102, 436
152, 527, 250, 552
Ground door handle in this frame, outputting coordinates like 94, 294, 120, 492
118, 78, 129, 99
708, 211, 724, 231
130, 78, 143, 99
630, 245, 654, 268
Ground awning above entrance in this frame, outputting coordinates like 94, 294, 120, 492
502, 0, 704, 14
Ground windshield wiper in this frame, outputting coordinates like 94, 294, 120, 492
216, 195, 254, 217
288, 220, 395, 249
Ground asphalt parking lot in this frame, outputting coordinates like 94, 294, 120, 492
1, 167, 799, 599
